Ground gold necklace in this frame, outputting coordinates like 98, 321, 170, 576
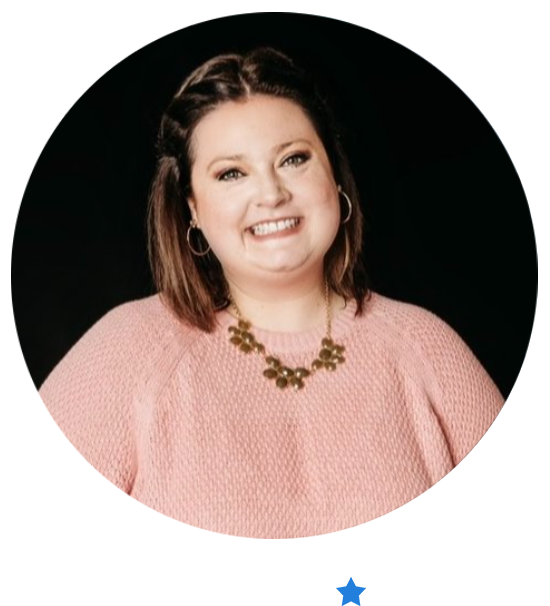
227, 280, 346, 391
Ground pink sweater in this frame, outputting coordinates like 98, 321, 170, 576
39, 292, 503, 538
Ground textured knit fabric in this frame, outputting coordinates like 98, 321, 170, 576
39, 292, 504, 538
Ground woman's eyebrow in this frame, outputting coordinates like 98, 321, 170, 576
207, 154, 244, 171
274, 138, 313, 153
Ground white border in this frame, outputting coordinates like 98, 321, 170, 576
2, 2, 547, 605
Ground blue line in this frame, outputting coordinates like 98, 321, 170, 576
353, 581, 550, 585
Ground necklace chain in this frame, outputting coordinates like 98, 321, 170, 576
227, 280, 346, 391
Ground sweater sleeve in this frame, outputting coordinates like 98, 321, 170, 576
410, 310, 505, 466
39, 305, 139, 493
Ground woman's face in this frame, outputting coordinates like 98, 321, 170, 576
188, 95, 340, 290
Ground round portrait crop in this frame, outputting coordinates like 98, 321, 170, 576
12, 14, 537, 539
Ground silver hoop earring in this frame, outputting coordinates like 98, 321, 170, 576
338, 185, 352, 224
186, 220, 211, 256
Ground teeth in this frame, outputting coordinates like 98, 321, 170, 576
251, 218, 299, 236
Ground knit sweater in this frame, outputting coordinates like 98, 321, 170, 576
39, 292, 504, 538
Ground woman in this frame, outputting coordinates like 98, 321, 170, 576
40, 48, 504, 539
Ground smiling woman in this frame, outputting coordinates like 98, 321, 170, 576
38, 47, 504, 538
148, 48, 368, 335
188, 95, 342, 320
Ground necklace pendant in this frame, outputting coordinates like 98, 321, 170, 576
228, 324, 262, 354
312, 339, 346, 372
261, 360, 309, 391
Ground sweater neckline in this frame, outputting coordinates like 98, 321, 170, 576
215, 297, 359, 354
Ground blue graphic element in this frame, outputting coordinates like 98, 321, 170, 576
336, 577, 550, 606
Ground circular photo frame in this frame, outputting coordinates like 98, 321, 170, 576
11, 13, 537, 539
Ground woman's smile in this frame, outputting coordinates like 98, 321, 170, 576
247, 217, 302, 238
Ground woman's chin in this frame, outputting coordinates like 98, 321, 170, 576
250, 257, 323, 282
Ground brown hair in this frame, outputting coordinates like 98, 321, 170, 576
148, 47, 369, 331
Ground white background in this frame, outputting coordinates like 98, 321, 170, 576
1, 2, 547, 605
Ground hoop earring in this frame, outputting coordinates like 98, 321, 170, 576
186, 219, 211, 256
338, 185, 352, 224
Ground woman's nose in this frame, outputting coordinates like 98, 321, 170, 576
256, 171, 289, 207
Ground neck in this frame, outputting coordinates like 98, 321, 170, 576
225, 273, 343, 333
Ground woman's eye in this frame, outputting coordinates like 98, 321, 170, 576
282, 152, 310, 167
218, 168, 243, 181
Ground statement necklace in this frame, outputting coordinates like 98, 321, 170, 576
227, 281, 346, 391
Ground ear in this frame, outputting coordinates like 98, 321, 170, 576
187, 197, 199, 225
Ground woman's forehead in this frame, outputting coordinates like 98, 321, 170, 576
191, 95, 321, 163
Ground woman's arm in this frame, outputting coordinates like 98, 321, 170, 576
410, 309, 505, 466
39, 305, 140, 493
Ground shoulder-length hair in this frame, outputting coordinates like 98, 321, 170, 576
148, 47, 369, 331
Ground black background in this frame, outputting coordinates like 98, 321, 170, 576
11, 13, 538, 394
